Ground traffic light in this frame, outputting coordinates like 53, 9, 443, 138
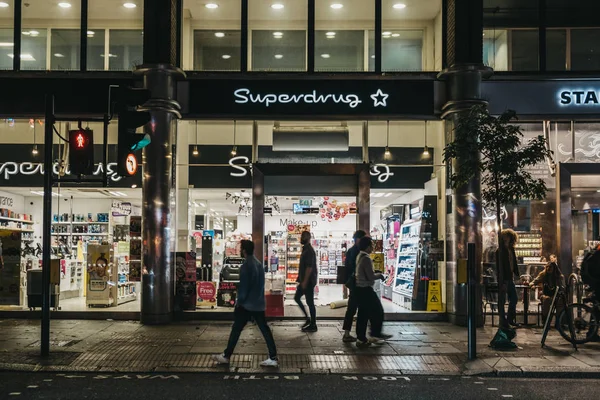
68, 128, 94, 175
116, 87, 152, 177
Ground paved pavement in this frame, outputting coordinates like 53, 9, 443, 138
0, 319, 599, 376
1, 372, 598, 400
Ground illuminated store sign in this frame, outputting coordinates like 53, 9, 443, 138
0, 161, 123, 181
234, 88, 389, 109
559, 89, 600, 106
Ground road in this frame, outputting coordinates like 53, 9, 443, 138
0, 372, 598, 400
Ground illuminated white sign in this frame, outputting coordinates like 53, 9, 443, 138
559, 89, 600, 106
370, 164, 394, 183
0, 162, 123, 182
229, 156, 250, 177
234, 88, 389, 109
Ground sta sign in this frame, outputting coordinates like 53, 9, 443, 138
559, 89, 600, 106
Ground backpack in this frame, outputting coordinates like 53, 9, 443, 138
581, 249, 600, 288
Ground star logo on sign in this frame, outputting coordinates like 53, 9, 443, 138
370, 89, 389, 107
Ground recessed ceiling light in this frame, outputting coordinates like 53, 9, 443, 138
271, 3, 284, 9
215, 32, 225, 37
326, 31, 336, 36
274, 54, 283, 59
0, 2, 9, 7
222, 54, 231, 59
273, 31, 283, 36
383, 31, 392, 36
87, 30, 95, 36
123, 2, 137, 8
58, 2, 72, 8
330, 3, 343, 9
392, 33, 400, 37
8, 53, 35, 61
371, 55, 375, 58
53, 53, 65, 58
29, 30, 39, 36
321, 54, 330, 58
205, 3, 218, 8
393, 3, 406, 9
577, 194, 581, 197
0, 42, 13, 47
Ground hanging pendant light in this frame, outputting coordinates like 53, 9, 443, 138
32, 120, 38, 155
384, 120, 391, 159
192, 120, 200, 156
422, 120, 430, 157
231, 120, 237, 156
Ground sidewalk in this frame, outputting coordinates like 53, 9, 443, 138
1, 319, 599, 377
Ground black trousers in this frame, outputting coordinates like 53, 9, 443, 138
498, 280, 518, 327
355, 286, 383, 341
294, 284, 316, 325
223, 307, 277, 359
342, 288, 358, 331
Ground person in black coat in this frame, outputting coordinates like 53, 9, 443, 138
341, 230, 366, 342
497, 229, 520, 328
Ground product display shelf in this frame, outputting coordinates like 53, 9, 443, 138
515, 231, 542, 260
267, 232, 287, 274
0, 216, 35, 224
315, 237, 349, 281
0, 227, 34, 233
286, 233, 301, 293
393, 220, 421, 299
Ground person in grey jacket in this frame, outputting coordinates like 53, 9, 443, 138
355, 236, 392, 347
213, 240, 278, 367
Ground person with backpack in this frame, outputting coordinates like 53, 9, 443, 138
355, 236, 392, 347
213, 240, 278, 367
341, 230, 366, 343
530, 254, 565, 326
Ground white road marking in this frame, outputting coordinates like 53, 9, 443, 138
9, 393, 21, 396
428, 378, 450, 381
488, 388, 498, 391
43, 379, 52, 382
27, 385, 38, 389
474, 382, 484, 384
502, 396, 514, 398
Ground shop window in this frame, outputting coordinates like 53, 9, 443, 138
251, 30, 306, 72
315, 0, 372, 72
483, 29, 508, 71
571, 29, 600, 71
0, 28, 12, 70
20, 28, 47, 71
315, 30, 364, 72
546, 29, 567, 71
249, 0, 307, 72
511, 30, 538, 71
51, 29, 80, 71
86, 29, 106, 71
370, 30, 424, 72
194, 30, 241, 71
108, 30, 143, 71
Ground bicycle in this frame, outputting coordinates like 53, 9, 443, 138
556, 291, 600, 345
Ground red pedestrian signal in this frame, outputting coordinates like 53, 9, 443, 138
68, 129, 94, 175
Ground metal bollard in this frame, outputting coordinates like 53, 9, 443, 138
467, 242, 476, 360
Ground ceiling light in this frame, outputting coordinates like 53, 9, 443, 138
321, 54, 330, 58
0, 42, 13, 47
53, 53, 64, 58
8, 53, 35, 61
0, 2, 8, 7
423, 145, 430, 156
131, 184, 137, 188
383, 31, 392, 36
32, 145, 38, 156
192, 145, 199, 156
542, 201, 547, 204
87, 30, 95, 36
326, 31, 336, 36
123, 2, 137, 8
222, 54, 231, 59
215, 32, 225, 37
392, 33, 400, 37
22, 31, 30, 36
371, 55, 375, 58
384, 146, 391, 157
205, 3, 219, 8
330, 3, 343, 9
577, 194, 581, 197
271, 3, 284, 9
29, 30, 39, 36
393, 3, 406, 9
274, 54, 283, 59
58, 2, 72, 8
231, 145, 237, 156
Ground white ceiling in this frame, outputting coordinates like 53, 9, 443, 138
5, 187, 142, 200
572, 175, 600, 189
187, 0, 441, 22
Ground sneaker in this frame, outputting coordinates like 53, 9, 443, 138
373, 333, 393, 341
301, 320, 311, 330
260, 358, 279, 367
356, 339, 371, 348
212, 353, 230, 365
343, 334, 357, 343
368, 337, 385, 344
302, 324, 318, 333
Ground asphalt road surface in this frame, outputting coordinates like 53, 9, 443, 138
0, 372, 598, 400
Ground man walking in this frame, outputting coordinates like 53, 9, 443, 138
342, 230, 366, 342
213, 240, 278, 367
295, 230, 318, 332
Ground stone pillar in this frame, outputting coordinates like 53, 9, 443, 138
440, 0, 491, 326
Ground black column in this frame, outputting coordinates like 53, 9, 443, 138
439, 0, 490, 327
143, 0, 178, 65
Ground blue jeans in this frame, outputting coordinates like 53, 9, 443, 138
498, 280, 518, 327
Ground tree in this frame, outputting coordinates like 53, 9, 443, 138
443, 105, 552, 280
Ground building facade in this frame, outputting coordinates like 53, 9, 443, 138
0, 0, 599, 325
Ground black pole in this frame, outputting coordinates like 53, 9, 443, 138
13, 0, 21, 71
467, 242, 476, 360
307, 0, 315, 73
375, 0, 382, 73
80, 0, 88, 71
41, 95, 55, 358
240, 0, 248, 72
103, 113, 109, 187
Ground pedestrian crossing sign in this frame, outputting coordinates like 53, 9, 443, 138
426, 280, 442, 312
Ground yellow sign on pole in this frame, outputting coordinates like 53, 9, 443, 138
426, 280, 442, 311
370, 253, 385, 273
